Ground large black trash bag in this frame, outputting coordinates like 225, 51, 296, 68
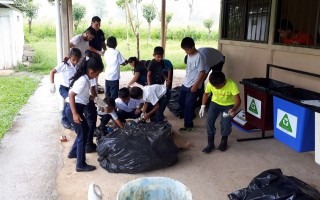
96, 121, 179, 174
228, 168, 320, 200
167, 86, 183, 118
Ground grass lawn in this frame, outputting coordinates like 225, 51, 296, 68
0, 76, 39, 139
17, 37, 57, 75
18, 37, 217, 73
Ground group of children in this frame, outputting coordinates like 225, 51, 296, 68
50, 27, 242, 172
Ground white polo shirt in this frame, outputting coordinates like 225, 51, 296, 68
70, 34, 89, 56
69, 75, 91, 105
54, 60, 76, 87
104, 48, 126, 80
115, 98, 141, 112
97, 110, 118, 120
142, 85, 167, 106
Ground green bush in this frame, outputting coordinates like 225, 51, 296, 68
25, 22, 219, 42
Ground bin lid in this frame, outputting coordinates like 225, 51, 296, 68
241, 78, 294, 92
272, 88, 320, 112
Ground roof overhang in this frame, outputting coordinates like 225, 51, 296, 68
0, 0, 14, 4
0, 1, 23, 12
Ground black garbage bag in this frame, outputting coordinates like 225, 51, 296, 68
97, 121, 179, 174
167, 86, 183, 118
228, 168, 320, 200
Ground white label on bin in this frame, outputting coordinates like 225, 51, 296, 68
247, 95, 261, 119
276, 109, 298, 138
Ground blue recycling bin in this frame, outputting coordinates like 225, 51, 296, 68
273, 88, 320, 152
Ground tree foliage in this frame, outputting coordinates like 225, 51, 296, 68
72, 3, 86, 31
116, 0, 141, 58
203, 18, 214, 40
25, 2, 38, 34
142, 3, 157, 45
142, 3, 157, 24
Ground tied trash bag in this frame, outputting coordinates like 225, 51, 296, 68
228, 168, 320, 200
167, 86, 183, 118
97, 121, 179, 174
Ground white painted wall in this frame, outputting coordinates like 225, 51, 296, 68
0, 8, 24, 69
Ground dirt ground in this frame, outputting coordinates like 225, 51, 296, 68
55, 70, 320, 200
1, 69, 319, 200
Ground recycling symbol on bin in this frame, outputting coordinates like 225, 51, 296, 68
249, 99, 259, 114
279, 114, 293, 132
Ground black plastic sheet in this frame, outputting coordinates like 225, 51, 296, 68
97, 121, 178, 174
167, 86, 183, 118
228, 168, 320, 200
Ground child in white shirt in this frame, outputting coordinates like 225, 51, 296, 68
97, 97, 124, 128
49, 48, 82, 130
129, 85, 167, 123
104, 36, 127, 99
65, 56, 104, 172
116, 87, 143, 122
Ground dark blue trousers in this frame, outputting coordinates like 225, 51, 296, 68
65, 103, 88, 168
59, 85, 70, 124
146, 95, 167, 123
84, 100, 97, 145
105, 80, 119, 99
179, 85, 197, 128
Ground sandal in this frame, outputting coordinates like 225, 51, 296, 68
59, 135, 68, 142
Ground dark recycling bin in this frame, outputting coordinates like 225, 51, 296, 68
241, 78, 294, 131
272, 88, 320, 152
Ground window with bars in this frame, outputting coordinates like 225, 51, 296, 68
222, 0, 271, 43
274, 0, 320, 48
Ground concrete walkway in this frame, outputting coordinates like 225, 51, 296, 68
0, 76, 62, 199
1, 70, 320, 200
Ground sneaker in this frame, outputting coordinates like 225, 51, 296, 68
85, 143, 97, 153
62, 122, 72, 130
67, 153, 77, 159
179, 127, 194, 133
76, 164, 96, 172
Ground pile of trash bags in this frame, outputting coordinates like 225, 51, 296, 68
97, 121, 178, 174
167, 86, 183, 118
228, 168, 320, 200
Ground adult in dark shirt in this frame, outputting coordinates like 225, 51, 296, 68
88, 16, 106, 56
127, 57, 148, 87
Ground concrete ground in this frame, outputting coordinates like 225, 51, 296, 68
0, 70, 320, 200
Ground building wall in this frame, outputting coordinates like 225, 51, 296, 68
218, 0, 320, 109
220, 41, 320, 108
0, 8, 24, 69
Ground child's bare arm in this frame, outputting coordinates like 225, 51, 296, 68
147, 71, 152, 85
144, 103, 159, 120
114, 119, 124, 128
201, 92, 210, 106
191, 70, 205, 92
69, 91, 82, 124
49, 69, 57, 84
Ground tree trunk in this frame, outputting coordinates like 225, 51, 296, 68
136, 32, 140, 60
147, 23, 151, 45
125, 7, 130, 51
28, 19, 32, 34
